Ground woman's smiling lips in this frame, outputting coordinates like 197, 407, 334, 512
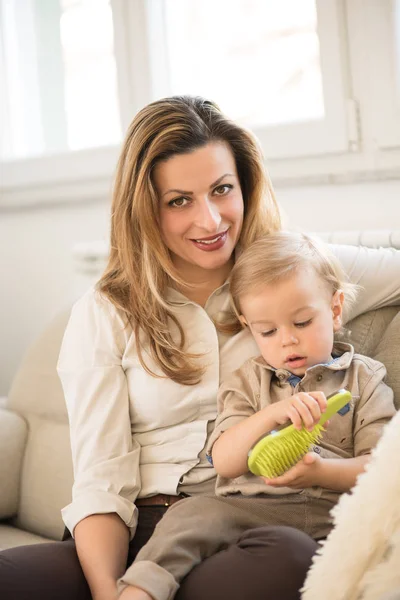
190, 229, 229, 251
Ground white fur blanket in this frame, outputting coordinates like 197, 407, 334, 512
302, 410, 400, 600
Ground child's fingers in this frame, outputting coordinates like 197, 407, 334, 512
291, 394, 319, 430
299, 393, 324, 425
302, 452, 318, 465
287, 405, 303, 430
308, 391, 327, 413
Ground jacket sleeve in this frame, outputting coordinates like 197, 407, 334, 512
206, 361, 258, 457
57, 290, 140, 539
329, 244, 400, 321
353, 361, 397, 457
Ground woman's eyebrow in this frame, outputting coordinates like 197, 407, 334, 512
162, 173, 235, 197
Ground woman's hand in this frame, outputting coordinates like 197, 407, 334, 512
262, 452, 322, 488
92, 581, 119, 600
119, 585, 154, 600
268, 392, 327, 432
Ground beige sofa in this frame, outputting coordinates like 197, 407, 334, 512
0, 244, 399, 550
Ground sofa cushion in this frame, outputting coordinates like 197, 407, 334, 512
344, 306, 400, 409
8, 310, 71, 420
0, 523, 50, 549
0, 408, 27, 519
11, 416, 73, 540
6, 310, 73, 539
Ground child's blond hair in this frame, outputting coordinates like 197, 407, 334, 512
230, 232, 359, 323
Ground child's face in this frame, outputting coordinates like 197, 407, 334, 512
239, 268, 344, 376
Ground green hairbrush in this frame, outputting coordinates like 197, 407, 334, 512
248, 389, 352, 479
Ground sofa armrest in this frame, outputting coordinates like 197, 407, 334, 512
0, 408, 28, 519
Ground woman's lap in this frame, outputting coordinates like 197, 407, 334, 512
0, 516, 318, 600
0, 507, 168, 600
0, 538, 91, 600
176, 525, 318, 600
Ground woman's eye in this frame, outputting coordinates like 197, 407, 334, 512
168, 197, 189, 208
261, 329, 276, 337
295, 319, 312, 328
214, 184, 232, 196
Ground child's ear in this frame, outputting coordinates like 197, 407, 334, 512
239, 315, 248, 328
332, 290, 344, 332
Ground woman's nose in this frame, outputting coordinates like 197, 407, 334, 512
194, 198, 222, 231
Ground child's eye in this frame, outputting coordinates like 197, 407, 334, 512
261, 329, 276, 337
295, 319, 312, 328
168, 197, 189, 208
213, 184, 233, 196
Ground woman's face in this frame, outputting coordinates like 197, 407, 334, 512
155, 142, 244, 278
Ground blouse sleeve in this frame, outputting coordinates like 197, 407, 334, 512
329, 244, 400, 321
57, 289, 140, 539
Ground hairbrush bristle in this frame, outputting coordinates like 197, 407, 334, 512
252, 424, 325, 478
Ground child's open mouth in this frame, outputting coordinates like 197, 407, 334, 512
285, 356, 307, 369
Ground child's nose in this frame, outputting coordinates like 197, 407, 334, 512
281, 329, 299, 346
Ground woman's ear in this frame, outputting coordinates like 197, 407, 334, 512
332, 290, 345, 332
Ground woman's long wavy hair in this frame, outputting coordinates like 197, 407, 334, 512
98, 96, 281, 385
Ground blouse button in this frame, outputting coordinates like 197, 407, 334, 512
316, 374, 323, 382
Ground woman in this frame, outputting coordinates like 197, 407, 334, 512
1, 96, 399, 600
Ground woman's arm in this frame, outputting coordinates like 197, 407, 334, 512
74, 513, 130, 600
58, 290, 141, 582
330, 244, 400, 320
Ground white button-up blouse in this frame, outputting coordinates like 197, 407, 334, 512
57, 243, 400, 538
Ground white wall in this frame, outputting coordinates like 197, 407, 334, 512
277, 179, 400, 231
1, 178, 399, 395
0, 200, 109, 395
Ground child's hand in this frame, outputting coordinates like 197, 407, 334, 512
262, 452, 322, 488
269, 392, 327, 432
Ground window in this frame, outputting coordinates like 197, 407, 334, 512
160, 0, 349, 158
362, 0, 400, 149
1, 0, 399, 207
0, 0, 121, 161
164, 0, 324, 129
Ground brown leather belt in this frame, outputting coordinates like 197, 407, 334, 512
136, 493, 188, 508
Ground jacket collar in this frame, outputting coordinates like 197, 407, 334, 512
252, 341, 354, 382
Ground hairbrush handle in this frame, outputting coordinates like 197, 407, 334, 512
319, 389, 352, 425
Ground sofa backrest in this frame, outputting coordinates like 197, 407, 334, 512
345, 306, 400, 410
5, 305, 400, 540
7, 310, 73, 540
